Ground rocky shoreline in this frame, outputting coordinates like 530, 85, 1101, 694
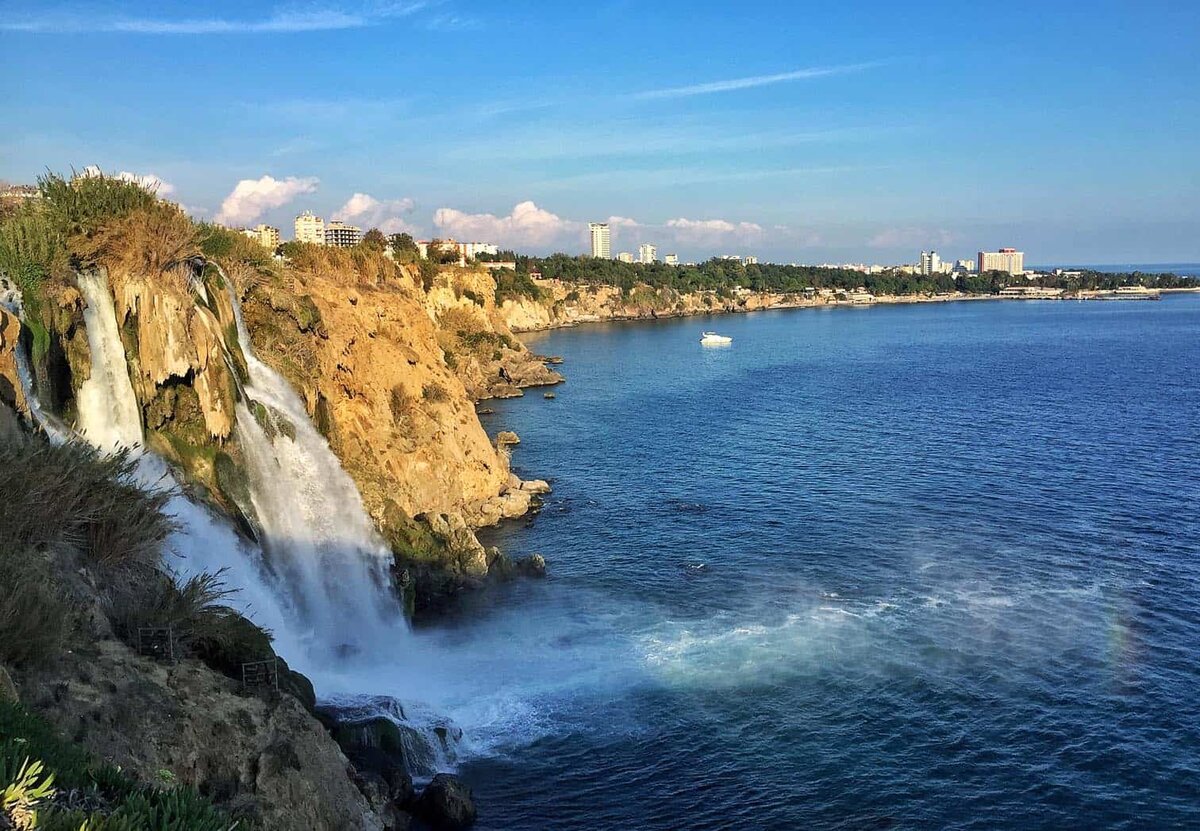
499, 281, 1200, 334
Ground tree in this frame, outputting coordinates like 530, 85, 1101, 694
361, 228, 387, 251
389, 232, 420, 264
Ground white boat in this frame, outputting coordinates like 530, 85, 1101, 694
700, 331, 732, 345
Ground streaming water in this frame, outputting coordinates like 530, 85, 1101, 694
71, 269, 456, 772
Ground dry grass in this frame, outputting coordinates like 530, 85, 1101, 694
0, 440, 175, 569
70, 203, 199, 290
281, 241, 402, 288
0, 548, 70, 666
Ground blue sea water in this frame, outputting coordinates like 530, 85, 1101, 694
440, 296, 1200, 830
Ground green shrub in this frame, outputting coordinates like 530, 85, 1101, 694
198, 224, 273, 271
418, 260, 438, 292
108, 571, 274, 676
421, 383, 448, 403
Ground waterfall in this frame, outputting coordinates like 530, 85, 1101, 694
224, 274, 402, 655
69, 270, 456, 773
72, 273, 302, 659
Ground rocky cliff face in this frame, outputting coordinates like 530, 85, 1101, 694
499, 278, 796, 332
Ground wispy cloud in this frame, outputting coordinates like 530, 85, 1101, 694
1, 2, 432, 34
633, 62, 881, 100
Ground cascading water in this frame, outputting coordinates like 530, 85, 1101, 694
224, 274, 401, 657
70, 269, 458, 773
72, 273, 301, 659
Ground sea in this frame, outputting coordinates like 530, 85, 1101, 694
420, 295, 1200, 830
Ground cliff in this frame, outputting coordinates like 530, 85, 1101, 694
498, 278, 798, 332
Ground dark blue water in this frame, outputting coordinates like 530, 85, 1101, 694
449, 297, 1200, 830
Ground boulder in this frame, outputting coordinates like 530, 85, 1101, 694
495, 431, 520, 447
519, 479, 551, 495
415, 774, 477, 830
515, 554, 547, 578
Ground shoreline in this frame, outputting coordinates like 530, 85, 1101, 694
509, 286, 1200, 335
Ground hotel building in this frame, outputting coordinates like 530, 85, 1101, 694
589, 222, 611, 259
978, 248, 1025, 275
325, 221, 362, 248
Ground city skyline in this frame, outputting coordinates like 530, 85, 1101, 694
2, 1, 1198, 263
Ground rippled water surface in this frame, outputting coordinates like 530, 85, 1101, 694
449, 297, 1200, 830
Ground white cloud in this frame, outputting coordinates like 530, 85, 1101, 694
868, 227, 958, 249
433, 201, 577, 247
665, 217, 765, 243
2, 2, 431, 34
333, 192, 418, 234
606, 215, 640, 228
634, 63, 880, 100
215, 175, 319, 226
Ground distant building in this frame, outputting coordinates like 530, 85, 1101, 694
664, 253, 679, 266
721, 255, 742, 264
253, 224, 280, 250
955, 258, 975, 273
294, 211, 325, 244
589, 223, 611, 259
417, 238, 497, 265
978, 248, 1024, 275
617, 252, 634, 263
325, 221, 362, 248
919, 250, 942, 276
482, 261, 517, 272
745, 256, 759, 265
639, 243, 657, 264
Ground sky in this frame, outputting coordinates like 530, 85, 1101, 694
1, 0, 1198, 265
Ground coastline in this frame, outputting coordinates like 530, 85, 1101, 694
505, 284, 1200, 334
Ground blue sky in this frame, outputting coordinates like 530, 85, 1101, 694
2, 0, 1198, 264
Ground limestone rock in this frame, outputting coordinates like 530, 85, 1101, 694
415, 774, 477, 830
520, 479, 551, 495
0, 307, 27, 416
22, 640, 384, 831
495, 431, 520, 447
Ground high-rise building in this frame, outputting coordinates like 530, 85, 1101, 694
978, 248, 1024, 275
618, 252, 634, 263
955, 259, 975, 273
294, 211, 325, 244
639, 243, 657, 264
254, 224, 280, 250
325, 220, 362, 248
919, 250, 942, 276
589, 222, 611, 259
664, 254, 679, 266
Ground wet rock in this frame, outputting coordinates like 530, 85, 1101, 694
415, 774, 477, 830
519, 479, 551, 495
515, 554, 547, 578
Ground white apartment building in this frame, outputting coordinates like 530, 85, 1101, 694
618, 252, 634, 263
325, 221, 362, 248
919, 250, 943, 276
639, 243, 657, 264
978, 248, 1025, 275
664, 254, 679, 266
745, 256, 759, 265
294, 211, 325, 244
589, 222, 611, 259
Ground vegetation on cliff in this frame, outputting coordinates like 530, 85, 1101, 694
494, 252, 1196, 298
